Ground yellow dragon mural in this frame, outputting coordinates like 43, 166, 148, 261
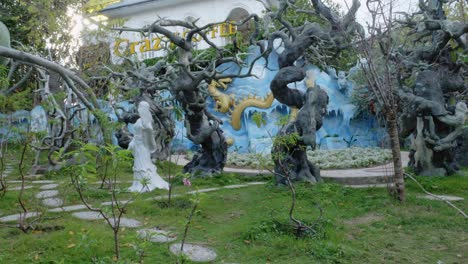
208, 78, 299, 131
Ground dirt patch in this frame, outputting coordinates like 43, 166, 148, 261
343, 214, 384, 226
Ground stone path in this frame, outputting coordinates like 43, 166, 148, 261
49, 205, 87, 213
109, 218, 142, 228
0, 172, 63, 222
40, 183, 59, 190
36, 190, 59, 199
72, 211, 104, 220
419, 194, 464, 202
42, 197, 64, 207
8, 185, 33, 191
0, 212, 41, 223
172, 152, 411, 187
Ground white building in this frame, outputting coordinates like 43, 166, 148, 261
97, 0, 278, 62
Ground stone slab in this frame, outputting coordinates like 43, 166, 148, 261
170, 243, 217, 262
0, 212, 41, 223
187, 188, 221, 194
35, 190, 59, 199
138, 228, 177, 243
40, 184, 59, 190
48, 205, 88, 212
31, 180, 55, 184
42, 198, 64, 207
345, 184, 394, 188
101, 200, 131, 206
419, 194, 464, 202
72, 211, 105, 220
223, 184, 249, 189
108, 218, 142, 228
8, 185, 33, 191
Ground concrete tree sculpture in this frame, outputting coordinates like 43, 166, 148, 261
261, 0, 362, 183
113, 16, 261, 176
0, 45, 114, 170
394, 0, 468, 176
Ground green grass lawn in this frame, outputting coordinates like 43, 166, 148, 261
0, 162, 466, 263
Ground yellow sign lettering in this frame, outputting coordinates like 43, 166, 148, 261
152, 37, 161, 50
129, 41, 138, 54
113, 38, 129, 57
210, 26, 218, 39
139, 39, 151, 52
229, 21, 237, 35
220, 23, 229, 37
112, 23, 238, 57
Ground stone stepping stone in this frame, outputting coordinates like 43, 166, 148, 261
170, 243, 217, 262
108, 218, 142, 228
246, 182, 267, 186
32, 180, 55, 184
0, 212, 41, 223
223, 184, 249, 189
42, 198, 64, 207
48, 205, 87, 213
101, 200, 131, 206
72, 211, 105, 220
40, 184, 59, 190
137, 228, 177, 243
148, 194, 181, 201
35, 190, 59, 199
419, 194, 464, 202
345, 183, 391, 188
187, 188, 221, 194
8, 185, 33, 191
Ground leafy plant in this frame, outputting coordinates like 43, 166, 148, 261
252, 112, 266, 128
64, 142, 140, 260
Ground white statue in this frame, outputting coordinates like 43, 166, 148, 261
128, 101, 169, 192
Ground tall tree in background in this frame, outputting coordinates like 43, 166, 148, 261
357, 0, 405, 201
0, 0, 85, 60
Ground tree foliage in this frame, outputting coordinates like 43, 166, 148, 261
0, 0, 85, 60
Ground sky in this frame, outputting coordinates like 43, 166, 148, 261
333, 0, 418, 26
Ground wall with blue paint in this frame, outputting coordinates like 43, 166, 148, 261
173, 46, 387, 153
1, 47, 387, 152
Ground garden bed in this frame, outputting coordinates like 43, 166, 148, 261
218, 147, 393, 170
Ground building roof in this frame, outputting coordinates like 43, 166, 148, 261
100, 0, 277, 14
100, 0, 198, 17
84, 0, 121, 13
101, 0, 157, 11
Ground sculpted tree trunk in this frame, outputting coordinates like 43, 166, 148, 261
174, 71, 227, 175
264, 0, 362, 183
113, 16, 258, 176
395, 0, 467, 178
